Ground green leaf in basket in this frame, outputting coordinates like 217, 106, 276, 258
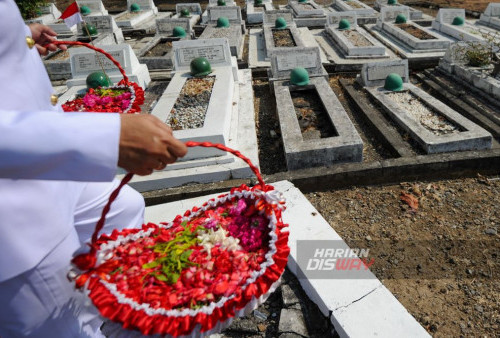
169, 273, 180, 284
142, 260, 160, 269
154, 273, 169, 282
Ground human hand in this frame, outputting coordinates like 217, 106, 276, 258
28, 23, 67, 55
118, 114, 188, 175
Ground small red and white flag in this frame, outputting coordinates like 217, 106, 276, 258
59, 2, 82, 28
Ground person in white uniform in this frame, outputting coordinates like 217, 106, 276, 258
0, 0, 188, 336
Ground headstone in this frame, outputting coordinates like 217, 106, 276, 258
207, 5, 243, 23
379, 5, 411, 23
359, 59, 409, 87
156, 17, 192, 36
479, 3, 500, 29
435, 8, 465, 24
270, 47, 327, 80
176, 3, 202, 15
77, 15, 124, 43
208, 0, 235, 5
77, 0, 108, 15
326, 11, 357, 28
172, 38, 233, 72
67, 43, 151, 88
263, 9, 294, 26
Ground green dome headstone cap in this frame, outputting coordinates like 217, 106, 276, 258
254, 0, 263, 5
298, 0, 308, 3
338, 18, 351, 30
384, 73, 404, 91
190, 57, 212, 77
80, 5, 91, 16
387, 0, 397, 5
130, 3, 141, 12
180, 8, 190, 17
82, 23, 98, 36
217, 0, 226, 6
290, 67, 310, 86
452, 16, 465, 25
395, 13, 407, 24
275, 17, 288, 30
173, 26, 187, 37
86, 71, 112, 89
216, 17, 230, 28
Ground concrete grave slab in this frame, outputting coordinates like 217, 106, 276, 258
171, 3, 201, 29
150, 38, 237, 162
155, 17, 194, 37
199, 24, 244, 59
246, 0, 274, 25
289, 0, 324, 17
431, 8, 488, 42
478, 3, 500, 31
65, 43, 151, 88
374, 0, 423, 20
273, 77, 363, 169
114, 0, 159, 30
123, 69, 257, 191
268, 46, 328, 83
201, 0, 236, 24
439, 41, 500, 104
324, 11, 386, 57
25, 3, 76, 36
361, 60, 492, 154
206, 5, 245, 32
262, 9, 295, 26
144, 180, 429, 337
332, 0, 375, 17
262, 21, 306, 61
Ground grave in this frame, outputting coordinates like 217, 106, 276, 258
269, 47, 363, 170
288, 0, 327, 28
313, 11, 398, 71
366, 6, 452, 65
25, 3, 76, 36
137, 18, 193, 70
331, 0, 376, 19
43, 16, 122, 81
77, 0, 108, 16
374, 0, 423, 21
125, 38, 257, 191
431, 8, 491, 42
478, 3, 500, 31
171, 3, 202, 29
57, 43, 151, 101
360, 60, 492, 153
438, 41, 500, 105
246, 0, 274, 25
201, 0, 236, 24
199, 8, 244, 59
263, 10, 306, 60
114, 0, 164, 31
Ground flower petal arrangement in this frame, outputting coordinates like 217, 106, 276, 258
69, 142, 290, 337
62, 80, 145, 114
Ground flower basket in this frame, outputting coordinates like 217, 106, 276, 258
69, 142, 290, 337
53, 41, 145, 114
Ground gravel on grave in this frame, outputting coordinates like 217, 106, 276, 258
386, 91, 459, 135
168, 77, 215, 130
291, 89, 337, 139
206, 27, 234, 39
342, 29, 373, 47
144, 40, 172, 57
345, 0, 364, 9
272, 29, 296, 48
296, 3, 314, 9
46, 45, 82, 61
116, 11, 142, 20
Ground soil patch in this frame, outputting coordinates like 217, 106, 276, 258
46, 45, 82, 61
396, 23, 436, 40
272, 29, 296, 47
306, 176, 500, 337
344, 0, 364, 9
290, 88, 338, 139
144, 40, 173, 57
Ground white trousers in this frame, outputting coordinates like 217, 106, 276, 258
0, 180, 145, 338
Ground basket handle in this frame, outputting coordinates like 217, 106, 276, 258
52, 40, 129, 84
89, 141, 265, 249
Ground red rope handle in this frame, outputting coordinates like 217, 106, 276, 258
52, 40, 129, 84
88, 142, 265, 251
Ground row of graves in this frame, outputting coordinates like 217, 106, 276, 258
36, 1, 500, 335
